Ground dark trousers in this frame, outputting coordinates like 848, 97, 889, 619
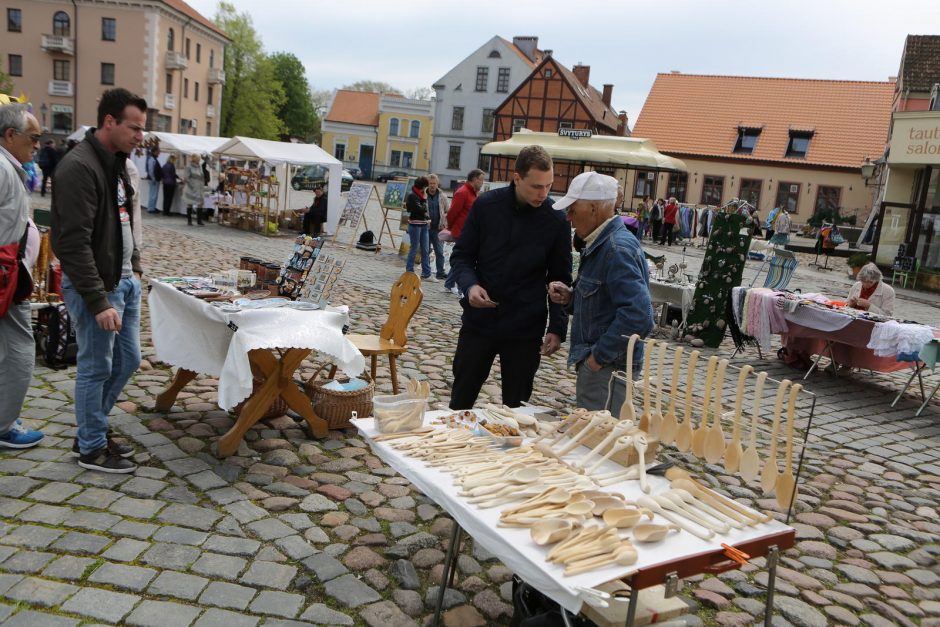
660, 222, 675, 245
449, 328, 541, 410
162, 184, 177, 215
651, 219, 662, 242
187, 205, 204, 225
302, 213, 324, 237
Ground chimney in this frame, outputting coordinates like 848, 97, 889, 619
512, 36, 539, 63
602, 84, 613, 107
670, 70, 681, 74
618, 111, 629, 137
572, 64, 591, 88
543, 49, 553, 58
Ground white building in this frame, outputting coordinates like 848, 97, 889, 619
430, 35, 543, 188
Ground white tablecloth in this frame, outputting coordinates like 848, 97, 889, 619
148, 280, 365, 410
354, 411, 793, 614
649, 280, 695, 324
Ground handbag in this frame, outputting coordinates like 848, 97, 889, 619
0, 227, 31, 319
438, 229, 455, 243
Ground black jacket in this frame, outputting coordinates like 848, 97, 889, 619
50, 129, 141, 315
450, 184, 572, 341
405, 189, 429, 222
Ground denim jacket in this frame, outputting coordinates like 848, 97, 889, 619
568, 218, 654, 369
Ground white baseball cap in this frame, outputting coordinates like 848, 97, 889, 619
552, 171, 619, 211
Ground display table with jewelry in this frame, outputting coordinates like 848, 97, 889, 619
148, 277, 364, 455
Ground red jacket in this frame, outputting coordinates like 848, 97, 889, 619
447, 181, 478, 239
663, 201, 679, 225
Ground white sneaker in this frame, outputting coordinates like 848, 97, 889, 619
441, 285, 453, 293
427, 275, 438, 282
450, 287, 461, 296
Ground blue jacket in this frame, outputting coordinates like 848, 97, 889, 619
450, 184, 571, 341
568, 218, 654, 369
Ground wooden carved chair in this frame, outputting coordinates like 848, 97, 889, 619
331, 271, 423, 394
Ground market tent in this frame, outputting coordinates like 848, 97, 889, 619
212, 137, 343, 234
67, 126, 92, 142
481, 128, 688, 172
138, 132, 231, 216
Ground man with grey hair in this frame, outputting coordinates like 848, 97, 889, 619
0, 103, 44, 448
549, 171, 654, 415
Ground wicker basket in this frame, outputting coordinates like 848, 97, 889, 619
303, 364, 374, 429
233, 378, 288, 420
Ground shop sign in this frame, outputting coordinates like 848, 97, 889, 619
559, 128, 592, 139
889, 113, 940, 164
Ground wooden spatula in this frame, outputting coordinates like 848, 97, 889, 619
739, 371, 767, 483
659, 346, 684, 445
638, 338, 656, 432
618, 334, 640, 421
724, 365, 753, 474
675, 350, 700, 452
776, 383, 802, 510
760, 378, 792, 495
692, 356, 718, 458
703, 358, 729, 463
648, 343, 668, 438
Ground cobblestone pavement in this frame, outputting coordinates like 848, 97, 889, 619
1, 210, 938, 626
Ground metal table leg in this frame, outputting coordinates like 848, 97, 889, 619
763, 545, 780, 627
803, 341, 835, 380
432, 521, 463, 627
623, 581, 639, 627
916, 377, 940, 417
892, 364, 925, 407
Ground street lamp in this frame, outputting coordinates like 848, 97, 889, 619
860, 156, 876, 182
39, 103, 48, 132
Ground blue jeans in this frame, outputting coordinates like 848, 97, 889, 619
62, 274, 141, 455
147, 180, 160, 212
429, 229, 446, 277
444, 253, 457, 290
406, 223, 431, 278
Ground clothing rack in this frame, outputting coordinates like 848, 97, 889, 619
809, 223, 834, 271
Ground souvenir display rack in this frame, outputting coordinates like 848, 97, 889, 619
217, 166, 281, 236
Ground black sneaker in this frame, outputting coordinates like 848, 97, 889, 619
71, 434, 134, 458
77, 447, 137, 474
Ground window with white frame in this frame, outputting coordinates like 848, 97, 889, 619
410, 120, 419, 138
334, 143, 346, 161
447, 145, 461, 170
389, 118, 399, 136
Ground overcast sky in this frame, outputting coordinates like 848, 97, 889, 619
186, 0, 939, 122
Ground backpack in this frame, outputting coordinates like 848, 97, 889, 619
356, 230, 379, 251
37, 303, 78, 369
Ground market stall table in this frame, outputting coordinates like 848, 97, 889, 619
892, 338, 940, 416
354, 411, 794, 626
648, 279, 695, 327
148, 280, 365, 455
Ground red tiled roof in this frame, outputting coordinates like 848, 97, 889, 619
325, 90, 380, 127
161, 0, 227, 39
632, 73, 895, 168
497, 36, 543, 67
551, 59, 621, 133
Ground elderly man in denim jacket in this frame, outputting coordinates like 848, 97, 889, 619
549, 172, 654, 415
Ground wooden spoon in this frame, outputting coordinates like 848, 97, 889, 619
669, 488, 743, 530
564, 544, 638, 576
636, 496, 715, 540
633, 434, 651, 494
461, 467, 541, 496
703, 358, 729, 463
555, 412, 611, 457
675, 350, 700, 452
618, 334, 640, 421
692, 356, 719, 457
655, 493, 731, 534
776, 383, 802, 511
531, 519, 579, 545
760, 378, 792, 495
638, 338, 656, 432
648, 343, 668, 438
602, 507, 653, 528
546, 525, 606, 561
632, 523, 680, 543
591, 496, 627, 516
665, 470, 774, 525
585, 434, 634, 476
659, 346, 685, 445
574, 419, 634, 472
724, 365, 753, 474
739, 371, 767, 483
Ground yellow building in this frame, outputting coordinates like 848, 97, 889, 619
320, 89, 379, 177
375, 93, 433, 178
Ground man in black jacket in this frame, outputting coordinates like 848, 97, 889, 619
51, 88, 145, 474
37, 140, 58, 197
448, 145, 571, 409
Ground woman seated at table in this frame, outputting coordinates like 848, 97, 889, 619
847, 263, 895, 316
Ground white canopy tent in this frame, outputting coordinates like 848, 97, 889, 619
66, 126, 92, 142
139, 132, 231, 216
212, 136, 343, 234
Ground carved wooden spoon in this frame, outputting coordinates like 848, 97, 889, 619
692, 355, 719, 457
675, 350, 700, 452
564, 544, 638, 576
704, 358, 729, 463
739, 371, 767, 483
531, 519, 579, 545
776, 383, 802, 511
659, 346, 684, 445
638, 338, 656, 432
648, 343, 668, 438
618, 334, 640, 421
724, 365, 753, 474
633, 523, 680, 543
760, 378, 792, 495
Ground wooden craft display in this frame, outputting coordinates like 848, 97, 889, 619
217, 166, 281, 236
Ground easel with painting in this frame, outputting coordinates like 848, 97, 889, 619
333, 182, 393, 249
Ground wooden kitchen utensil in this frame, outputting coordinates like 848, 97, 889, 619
724, 365, 753, 474
638, 339, 656, 432
739, 371, 767, 483
633, 434, 651, 494
602, 507, 653, 528
585, 434, 634, 476
636, 496, 715, 540
675, 350, 700, 452
531, 519, 579, 545
618, 334, 640, 421
659, 346, 684, 445
632, 523, 680, 543
564, 544, 638, 576
703, 358, 729, 463
648, 343, 668, 438
692, 355, 719, 457
555, 412, 611, 457
776, 383, 802, 510
760, 378, 792, 495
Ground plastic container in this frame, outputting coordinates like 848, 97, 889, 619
373, 393, 427, 434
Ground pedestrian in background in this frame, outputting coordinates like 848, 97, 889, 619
405, 176, 432, 279
426, 174, 450, 280
161, 153, 178, 216
37, 139, 58, 197
51, 87, 145, 473
637, 195, 651, 241
146, 146, 162, 213
442, 168, 484, 296
181, 153, 206, 226
299, 185, 328, 237
649, 197, 664, 242
660, 196, 679, 246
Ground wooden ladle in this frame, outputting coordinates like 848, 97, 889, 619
692, 355, 719, 457
531, 519, 580, 545
776, 383, 802, 511
659, 346, 684, 445
591, 496, 627, 516
618, 334, 640, 421
675, 350, 700, 452
703, 358, 729, 463
724, 365, 753, 474
564, 544, 638, 576
648, 343, 669, 438
633, 523, 680, 543
739, 371, 767, 483
638, 338, 656, 432
602, 507, 653, 528
760, 378, 792, 495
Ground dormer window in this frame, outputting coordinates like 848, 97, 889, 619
488, 50, 501, 58
786, 130, 813, 159
733, 127, 761, 154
